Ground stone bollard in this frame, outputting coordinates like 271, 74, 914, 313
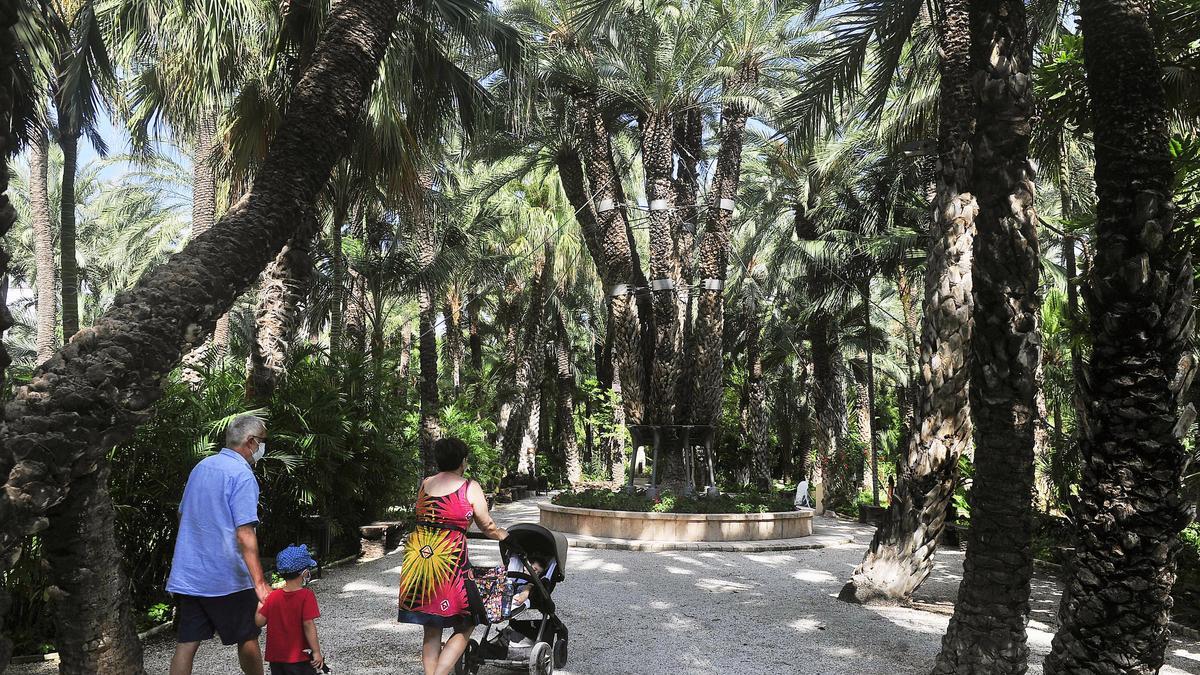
360, 524, 389, 561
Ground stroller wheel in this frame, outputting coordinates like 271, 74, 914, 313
553, 637, 568, 667
455, 639, 480, 675
528, 641, 553, 675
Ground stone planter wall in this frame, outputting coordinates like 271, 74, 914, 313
539, 503, 814, 542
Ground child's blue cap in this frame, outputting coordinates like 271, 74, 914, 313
276, 544, 317, 574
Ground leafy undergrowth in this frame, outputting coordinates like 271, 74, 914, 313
552, 488, 796, 514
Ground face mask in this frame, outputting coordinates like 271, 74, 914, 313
252, 442, 266, 464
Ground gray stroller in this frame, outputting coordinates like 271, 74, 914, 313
458, 523, 569, 675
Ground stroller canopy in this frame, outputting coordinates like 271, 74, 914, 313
501, 523, 568, 583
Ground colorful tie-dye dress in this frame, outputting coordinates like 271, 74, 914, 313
397, 480, 476, 627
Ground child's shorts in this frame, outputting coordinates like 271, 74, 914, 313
269, 662, 317, 675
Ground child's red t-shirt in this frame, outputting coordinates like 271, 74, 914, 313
261, 587, 320, 663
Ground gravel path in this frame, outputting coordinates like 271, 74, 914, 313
11, 498, 1200, 674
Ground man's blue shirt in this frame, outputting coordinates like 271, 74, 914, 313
166, 448, 260, 597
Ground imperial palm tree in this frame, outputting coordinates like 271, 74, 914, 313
932, 0, 1041, 670
0, 3, 399, 673
1045, 1, 1195, 672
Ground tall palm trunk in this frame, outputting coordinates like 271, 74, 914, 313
810, 316, 848, 512
862, 279, 880, 504
30, 130, 57, 363
43, 464, 145, 674
932, 1, 1040, 670
394, 323, 412, 402
250, 214, 318, 398
556, 321, 582, 485
328, 198, 348, 352
501, 251, 554, 477
840, 0, 977, 604
0, 7, 398, 674
685, 63, 756, 428
1045, 1, 1194, 672
444, 287, 464, 396
418, 282, 440, 476
744, 295, 770, 490
642, 110, 685, 485
854, 374, 872, 492
494, 279, 524, 449
57, 129, 80, 340
180, 111, 220, 382
573, 96, 648, 424
467, 292, 483, 373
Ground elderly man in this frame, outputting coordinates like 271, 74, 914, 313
167, 413, 273, 675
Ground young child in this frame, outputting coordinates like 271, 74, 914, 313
509, 552, 551, 609
256, 545, 326, 675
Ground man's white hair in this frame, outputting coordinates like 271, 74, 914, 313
226, 414, 267, 448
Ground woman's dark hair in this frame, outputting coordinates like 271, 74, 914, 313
434, 437, 470, 472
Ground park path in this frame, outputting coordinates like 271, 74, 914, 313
12, 497, 1200, 674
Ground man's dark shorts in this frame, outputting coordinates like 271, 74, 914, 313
270, 662, 317, 675
175, 588, 261, 645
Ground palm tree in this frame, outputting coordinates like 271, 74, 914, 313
1045, 0, 1195, 672
0, 3, 399, 672
39, 0, 115, 344
840, 0, 979, 604
932, 0, 1041, 670
554, 312, 583, 485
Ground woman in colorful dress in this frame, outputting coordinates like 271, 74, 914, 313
398, 437, 508, 675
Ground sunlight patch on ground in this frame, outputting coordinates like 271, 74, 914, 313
657, 553, 713, 568
1172, 648, 1200, 664
789, 618, 824, 633
649, 600, 674, 610
696, 577, 754, 593
572, 556, 625, 573
363, 621, 410, 634
339, 579, 397, 597
665, 565, 694, 575
662, 614, 701, 631
869, 606, 949, 636
744, 553, 796, 567
791, 568, 836, 584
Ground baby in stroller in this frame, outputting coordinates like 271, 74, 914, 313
459, 523, 568, 675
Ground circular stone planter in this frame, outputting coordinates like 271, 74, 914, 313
539, 503, 814, 542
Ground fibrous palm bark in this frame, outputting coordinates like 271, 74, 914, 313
555, 321, 582, 485
1045, 1, 1195, 672
685, 64, 755, 428
840, 0, 977, 604
501, 251, 553, 479
810, 317, 849, 510
744, 295, 770, 490
641, 110, 685, 485
30, 130, 57, 363
250, 212, 318, 399
574, 96, 648, 425
418, 283, 440, 475
932, 0, 1040, 670
43, 464, 146, 674
0, 4, 398, 672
